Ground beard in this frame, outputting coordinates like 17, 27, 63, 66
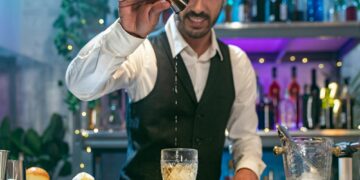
176, 10, 219, 39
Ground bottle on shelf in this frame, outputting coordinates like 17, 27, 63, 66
288, 66, 301, 128
225, 0, 233, 23
289, 0, 306, 21
309, 69, 321, 129
307, 0, 325, 21
253, 0, 266, 21
280, 0, 289, 22
302, 84, 316, 129
320, 79, 336, 129
269, 67, 281, 125
345, 0, 358, 21
87, 99, 102, 130
105, 91, 123, 131
267, 0, 281, 22
330, 0, 347, 22
340, 78, 354, 129
257, 95, 275, 130
279, 90, 297, 129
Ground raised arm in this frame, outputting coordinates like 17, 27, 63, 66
65, 0, 170, 101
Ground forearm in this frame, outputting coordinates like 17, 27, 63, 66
65, 20, 144, 101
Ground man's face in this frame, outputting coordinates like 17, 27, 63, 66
175, 0, 223, 39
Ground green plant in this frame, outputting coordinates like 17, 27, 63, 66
0, 114, 71, 178
53, 0, 112, 113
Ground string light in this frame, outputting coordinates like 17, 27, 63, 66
336, 61, 342, 67
81, 131, 89, 138
300, 127, 308, 132
290, 56, 296, 62
318, 63, 324, 69
98, 19, 104, 25
81, 112, 87, 117
86, 147, 92, 153
80, 163, 85, 169
358, 125, 360, 130
264, 128, 270, 133
74, 129, 80, 135
302, 58, 308, 64
259, 58, 265, 64
93, 128, 99, 133
67, 45, 73, 51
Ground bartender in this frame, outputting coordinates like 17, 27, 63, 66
66, 0, 265, 179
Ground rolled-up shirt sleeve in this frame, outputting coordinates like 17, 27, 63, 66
227, 45, 266, 178
65, 20, 145, 101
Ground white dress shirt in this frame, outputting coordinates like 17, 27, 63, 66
66, 15, 266, 178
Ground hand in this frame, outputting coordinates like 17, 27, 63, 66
118, 0, 170, 38
233, 168, 258, 180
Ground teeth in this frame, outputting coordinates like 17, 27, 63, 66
189, 16, 204, 23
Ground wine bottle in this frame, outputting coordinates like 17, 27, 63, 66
302, 84, 316, 129
346, 0, 358, 21
310, 69, 321, 129
280, 0, 289, 21
268, 0, 281, 22
340, 78, 354, 129
269, 67, 281, 125
280, 90, 297, 129
320, 79, 335, 129
225, 0, 233, 22
288, 66, 301, 128
257, 95, 275, 130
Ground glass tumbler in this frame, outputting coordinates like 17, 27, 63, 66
6, 160, 23, 180
161, 148, 198, 180
283, 137, 333, 180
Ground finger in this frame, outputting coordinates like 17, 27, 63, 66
149, 0, 171, 17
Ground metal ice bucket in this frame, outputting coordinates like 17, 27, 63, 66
274, 137, 334, 180
0, 150, 9, 180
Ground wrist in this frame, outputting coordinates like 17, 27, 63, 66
117, 19, 146, 39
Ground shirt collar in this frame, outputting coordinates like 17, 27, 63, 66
164, 14, 224, 61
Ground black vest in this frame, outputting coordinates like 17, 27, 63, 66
120, 31, 235, 180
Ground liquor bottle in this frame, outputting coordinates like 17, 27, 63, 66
309, 69, 321, 128
302, 84, 316, 129
279, 91, 297, 129
333, 0, 347, 22
257, 95, 275, 130
280, 0, 289, 21
106, 91, 123, 131
254, 0, 266, 21
307, 0, 324, 21
288, 66, 301, 128
256, 75, 264, 104
346, 0, 358, 21
307, 0, 316, 21
269, 67, 281, 125
225, 0, 233, 22
268, 0, 281, 22
87, 100, 101, 130
314, 0, 324, 21
289, 0, 306, 21
320, 79, 335, 129
340, 78, 354, 129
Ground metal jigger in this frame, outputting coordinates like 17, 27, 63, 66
0, 150, 9, 180
168, 0, 188, 14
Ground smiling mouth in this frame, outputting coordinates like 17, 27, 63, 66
188, 16, 206, 23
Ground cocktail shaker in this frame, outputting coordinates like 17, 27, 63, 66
0, 150, 9, 180
120, 0, 188, 14
168, 0, 188, 13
